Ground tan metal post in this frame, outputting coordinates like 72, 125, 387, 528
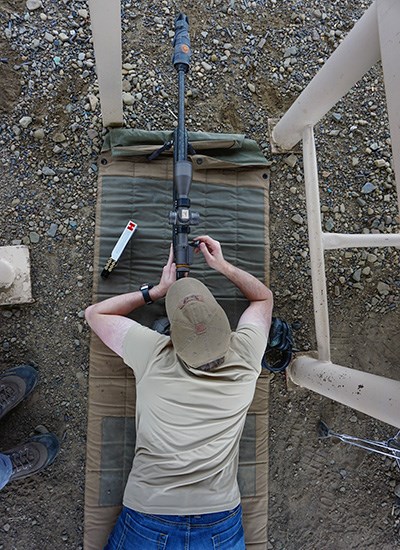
272, 1, 380, 150
88, 0, 123, 127
322, 232, 400, 250
377, 0, 400, 213
303, 126, 330, 362
288, 356, 400, 429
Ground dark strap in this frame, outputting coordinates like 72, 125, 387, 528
261, 317, 294, 373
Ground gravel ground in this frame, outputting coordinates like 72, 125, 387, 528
0, 0, 399, 548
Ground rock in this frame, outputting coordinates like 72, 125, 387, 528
285, 154, 298, 168
87, 129, 98, 140
312, 29, 320, 41
374, 159, 386, 168
352, 269, 362, 282
325, 218, 334, 231
42, 166, 55, 176
88, 94, 98, 111
361, 182, 376, 194
33, 128, 45, 140
332, 112, 342, 122
29, 232, 40, 244
248, 82, 256, 93
19, 116, 33, 128
45, 32, 55, 43
394, 484, 400, 498
78, 8, 89, 18
201, 61, 212, 71
52, 133, 66, 143
26, 0, 42, 9
377, 281, 390, 295
352, 157, 359, 166
47, 223, 58, 238
367, 253, 378, 263
122, 92, 135, 106
357, 198, 366, 207
284, 46, 298, 57
291, 214, 304, 225
3, 523, 10, 532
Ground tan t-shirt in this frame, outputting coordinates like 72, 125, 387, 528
122, 322, 267, 515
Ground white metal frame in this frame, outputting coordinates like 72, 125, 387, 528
273, 0, 400, 429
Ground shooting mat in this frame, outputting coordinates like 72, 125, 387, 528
85, 129, 271, 549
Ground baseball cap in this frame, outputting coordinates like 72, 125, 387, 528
165, 278, 231, 369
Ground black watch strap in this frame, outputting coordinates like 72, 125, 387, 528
140, 283, 154, 305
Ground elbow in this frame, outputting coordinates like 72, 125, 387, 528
85, 304, 96, 326
264, 287, 273, 305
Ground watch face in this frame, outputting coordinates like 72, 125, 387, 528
140, 283, 153, 291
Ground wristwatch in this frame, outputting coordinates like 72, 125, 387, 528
140, 283, 154, 305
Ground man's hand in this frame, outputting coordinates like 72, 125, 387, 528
155, 245, 176, 298
195, 235, 227, 273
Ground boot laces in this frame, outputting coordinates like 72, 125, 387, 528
10, 447, 35, 473
0, 384, 16, 409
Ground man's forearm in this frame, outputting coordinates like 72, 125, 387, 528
218, 260, 272, 303
85, 284, 165, 318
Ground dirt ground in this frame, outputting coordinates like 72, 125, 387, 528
0, 0, 399, 548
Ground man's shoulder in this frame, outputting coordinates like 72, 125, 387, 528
228, 324, 267, 370
233, 323, 267, 341
123, 322, 171, 376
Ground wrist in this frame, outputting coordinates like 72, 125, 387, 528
218, 259, 232, 277
149, 284, 166, 302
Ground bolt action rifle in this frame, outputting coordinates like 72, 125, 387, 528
149, 13, 200, 279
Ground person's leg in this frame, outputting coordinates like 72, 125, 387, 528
0, 453, 13, 490
104, 507, 172, 550
190, 504, 245, 550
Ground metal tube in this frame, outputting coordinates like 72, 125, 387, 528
377, 0, 400, 214
88, 0, 123, 127
323, 232, 400, 250
272, 1, 380, 150
288, 356, 400, 429
303, 126, 330, 361
177, 69, 186, 162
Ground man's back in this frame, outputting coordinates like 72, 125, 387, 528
122, 322, 266, 515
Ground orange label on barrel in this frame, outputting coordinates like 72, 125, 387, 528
181, 45, 190, 53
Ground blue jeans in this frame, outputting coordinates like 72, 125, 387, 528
104, 504, 245, 550
0, 453, 13, 490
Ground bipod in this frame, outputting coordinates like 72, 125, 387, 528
318, 420, 400, 471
